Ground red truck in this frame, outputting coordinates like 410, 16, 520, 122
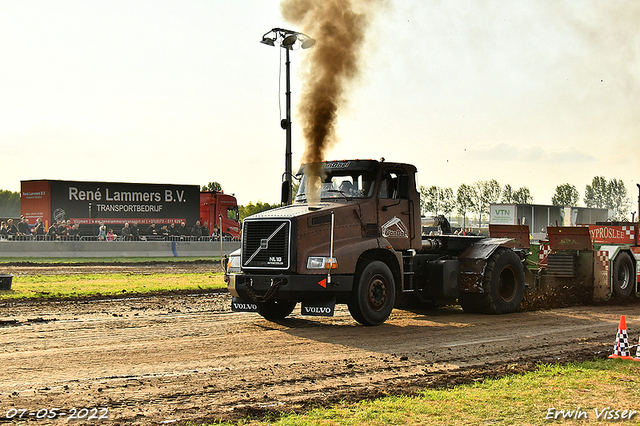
200, 191, 240, 237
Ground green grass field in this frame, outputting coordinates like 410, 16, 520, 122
0, 272, 226, 299
0, 257, 226, 299
0, 256, 221, 264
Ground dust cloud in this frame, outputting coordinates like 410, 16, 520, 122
280, 0, 385, 204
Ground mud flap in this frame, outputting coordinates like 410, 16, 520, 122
231, 297, 259, 312
301, 298, 336, 317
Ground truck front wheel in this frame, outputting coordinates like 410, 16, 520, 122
257, 300, 297, 320
613, 252, 635, 299
348, 261, 396, 326
460, 248, 525, 314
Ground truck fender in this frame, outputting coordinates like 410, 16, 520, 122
354, 245, 403, 291
459, 238, 516, 293
459, 247, 526, 314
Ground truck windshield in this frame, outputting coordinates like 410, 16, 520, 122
294, 170, 376, 203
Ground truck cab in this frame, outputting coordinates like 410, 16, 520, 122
227, 159, 526, 325
200, 192, 240, 238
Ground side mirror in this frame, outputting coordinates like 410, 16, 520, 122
281, 181, 291, 205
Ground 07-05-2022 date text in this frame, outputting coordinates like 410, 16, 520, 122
5, 407, 109, 420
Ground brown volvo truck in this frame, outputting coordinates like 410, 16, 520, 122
226, 159, 526, 326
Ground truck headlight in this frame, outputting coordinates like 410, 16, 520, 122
307, 256, 338, 269
226, 248, 241, 273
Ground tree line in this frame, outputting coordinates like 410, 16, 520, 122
421, 175, 632, 225
420, 180, 533, 227
235, 175, 632, 223
0, 190, 20, 218
1, 175, 633, 223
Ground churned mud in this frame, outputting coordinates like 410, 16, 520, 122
0, 264, 637, 425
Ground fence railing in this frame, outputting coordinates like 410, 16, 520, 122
0, 235, 239, 242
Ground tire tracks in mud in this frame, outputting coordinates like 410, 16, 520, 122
1, 289, 632, 425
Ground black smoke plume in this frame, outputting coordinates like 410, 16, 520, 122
281, 0, 384, 203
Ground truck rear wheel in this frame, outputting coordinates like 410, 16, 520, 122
460, 248, 525, 314
257, 300, 297, 320
348, 261, 396, 326
613, 252, 635, 299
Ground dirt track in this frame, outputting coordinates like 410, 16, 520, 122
1, 266, 638, 425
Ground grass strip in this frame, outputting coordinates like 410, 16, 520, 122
0, 256, 221, 264
0, 272, 226, 299
212, 359, 640, 426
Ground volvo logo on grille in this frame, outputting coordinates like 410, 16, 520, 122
244, 221, 288, 267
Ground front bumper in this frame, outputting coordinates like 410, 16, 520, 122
228, 272, 354, 303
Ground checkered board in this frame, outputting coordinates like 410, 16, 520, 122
595, 249, 610, 275
538, 243, 550, 266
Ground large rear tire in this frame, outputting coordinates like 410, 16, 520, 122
348, 261, 396, 326
613, 252, 635, 299
460, 248, 525, 314
257, 300, 297, 320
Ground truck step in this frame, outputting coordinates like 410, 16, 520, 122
402, 255, 415, 291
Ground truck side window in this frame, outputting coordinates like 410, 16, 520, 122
398, 174, 410, 199
380, 172, 408, 199
379, 176, 390, 198
388, 178, 399, 198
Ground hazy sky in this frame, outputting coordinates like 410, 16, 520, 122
1, 1, 638, 210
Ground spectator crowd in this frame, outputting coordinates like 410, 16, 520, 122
0, 217, 233, 242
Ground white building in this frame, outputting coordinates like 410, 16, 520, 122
490, 204, 610, 240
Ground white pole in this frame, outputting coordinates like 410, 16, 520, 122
219, 214, 223, 269
328, 211, 335, 284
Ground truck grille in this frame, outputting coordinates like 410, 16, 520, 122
242, 219, 291, 270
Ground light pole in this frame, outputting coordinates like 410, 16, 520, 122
261, 28, 315, 205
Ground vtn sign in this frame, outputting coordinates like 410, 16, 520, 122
490, 204, 517, 225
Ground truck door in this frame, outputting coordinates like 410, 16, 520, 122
378, 169, 414, 250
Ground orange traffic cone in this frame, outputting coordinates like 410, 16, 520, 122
609, 315, 633, 360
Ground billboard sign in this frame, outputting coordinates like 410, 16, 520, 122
490, 204, 517, 225
21, 180, 200, 225
20, 181, 52, 225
